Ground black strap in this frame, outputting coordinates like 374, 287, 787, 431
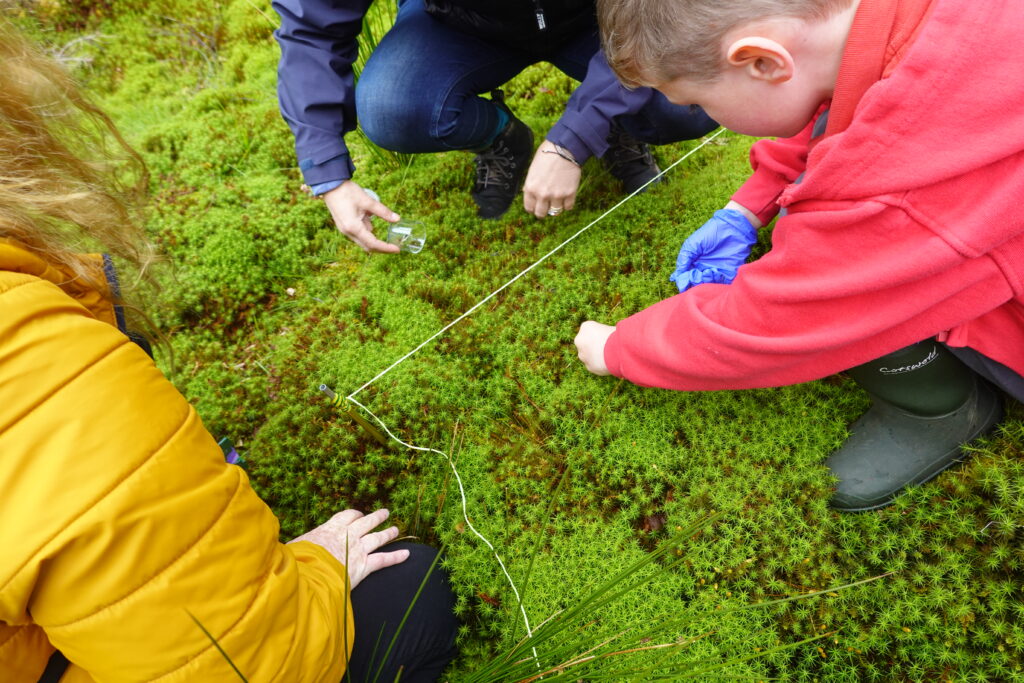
102, 254, 154, 359
38, 650, 70, 683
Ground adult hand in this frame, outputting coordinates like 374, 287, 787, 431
289, 508, 409, 590
523, 140, 582, 219
574, 321, 615, 376
669, 206, 759, 293
322, 181, 402, 254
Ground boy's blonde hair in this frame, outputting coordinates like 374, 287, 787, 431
0, 20, 154, 305
598, 0, 855, 87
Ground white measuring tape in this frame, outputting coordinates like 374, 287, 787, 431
342, 128, 727, 640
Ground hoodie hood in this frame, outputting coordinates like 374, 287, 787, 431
788, 0, 1024, 205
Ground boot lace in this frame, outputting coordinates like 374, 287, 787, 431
475, 138, 515, 190
604, 129, 654, 169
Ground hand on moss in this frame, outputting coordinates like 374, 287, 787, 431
323, 181, 401, 254
289, 508, 408, 589
523, 140, 582, 219
574, 320, 615, 376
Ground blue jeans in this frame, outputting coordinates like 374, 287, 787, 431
355, 0, 715, 153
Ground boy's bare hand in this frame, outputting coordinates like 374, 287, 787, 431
574, 321, 615, 375
322, 181, 401, 254
289, 508, 408, 589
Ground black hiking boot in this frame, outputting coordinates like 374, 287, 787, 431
472, 91, 534, 220
602, 125, 662, 195
826, 341, 1004, 512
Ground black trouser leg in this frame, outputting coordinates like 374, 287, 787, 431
345, 542, 459, 683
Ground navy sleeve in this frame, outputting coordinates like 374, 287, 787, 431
272, 0, 374, 185
545, 50, 660, 164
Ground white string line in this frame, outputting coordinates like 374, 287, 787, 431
347, 394, 539, 653
342, 127, 726, 651
346, 127, 726, 402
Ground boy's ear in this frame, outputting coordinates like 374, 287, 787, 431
726, 37, 794, 83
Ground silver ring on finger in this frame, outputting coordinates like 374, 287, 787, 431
547, 207, 563, 216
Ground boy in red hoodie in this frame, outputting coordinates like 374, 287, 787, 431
575, 0, 1024, 510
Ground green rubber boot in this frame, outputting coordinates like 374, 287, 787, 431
826, 341, 1004, 511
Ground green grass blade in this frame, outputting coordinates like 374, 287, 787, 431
186, 609, 249, 682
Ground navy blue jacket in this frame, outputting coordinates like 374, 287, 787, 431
272, 0, 664, 186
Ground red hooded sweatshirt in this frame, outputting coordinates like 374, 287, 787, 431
603, 0, 1024, 391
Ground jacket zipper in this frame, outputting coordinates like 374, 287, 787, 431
533, 0, 547, 30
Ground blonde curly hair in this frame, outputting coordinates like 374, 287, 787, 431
0, 19, 155, 305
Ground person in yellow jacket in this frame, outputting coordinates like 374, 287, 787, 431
0, 21, 458, 683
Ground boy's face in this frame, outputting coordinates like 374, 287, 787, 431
655, 71, 823, 139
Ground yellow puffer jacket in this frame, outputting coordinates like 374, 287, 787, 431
0, 239, 354, 682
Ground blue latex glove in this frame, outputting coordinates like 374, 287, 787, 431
669, 209, 758, 293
